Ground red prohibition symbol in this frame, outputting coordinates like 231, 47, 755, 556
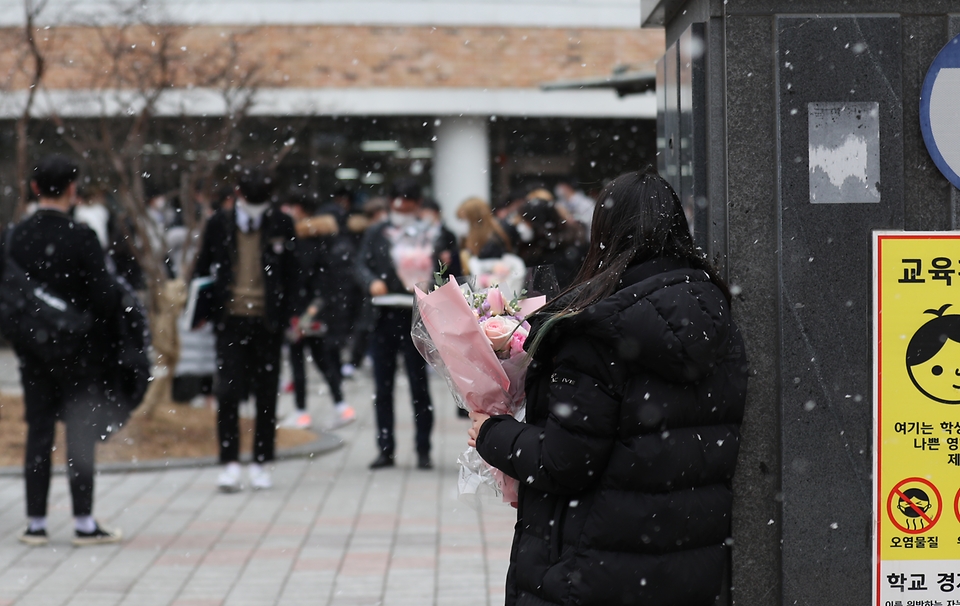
887, 477, 942, 534
953, 487, 960, 523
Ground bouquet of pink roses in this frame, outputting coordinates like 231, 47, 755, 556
412, 277, 545, 505
387, 220, 442, 291
467, 253, 526, 299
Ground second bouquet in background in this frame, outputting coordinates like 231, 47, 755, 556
412, 276, 546, 506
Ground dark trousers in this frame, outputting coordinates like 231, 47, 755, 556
289, 336, 343, 410
215, 316, 282, 464
349, 330, 371, 368
21, 364, 101, 518
349, 297, 375, 367
371, 307, 433, 456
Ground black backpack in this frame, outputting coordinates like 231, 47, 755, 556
0, 224, 93, 362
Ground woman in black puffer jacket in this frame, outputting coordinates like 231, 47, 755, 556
468, 170, 748, 606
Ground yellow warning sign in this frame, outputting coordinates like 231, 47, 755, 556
874, 232, 960, 605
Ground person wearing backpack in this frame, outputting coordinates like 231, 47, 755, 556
0, 155, 123, 546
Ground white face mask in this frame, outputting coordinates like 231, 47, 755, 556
238, 198, 269, 222
389, 211, 417, 228
516, 221, 534, 243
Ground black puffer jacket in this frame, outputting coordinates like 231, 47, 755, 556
476, 257, 748, 606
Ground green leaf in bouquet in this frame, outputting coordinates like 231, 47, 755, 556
433, 261, 449, 291
508, 289, 527, 313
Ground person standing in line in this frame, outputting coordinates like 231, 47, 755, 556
490, 189, 526, 249
456, 196, 513, 262
554, 178, 596, 233
72, 183, 111, 250
193, 165, 298, 492
418, 197, 463, 277
514, 195, 588, 290
3, 155, 123, 546
343, 196, 389, 377
281, 188, 356, 430
468, 171, 748, 605
355, 179, 458, 470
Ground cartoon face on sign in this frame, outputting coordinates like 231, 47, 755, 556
906, 304, 960, 404
896, 488, 933, 531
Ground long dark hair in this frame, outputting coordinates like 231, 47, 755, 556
577, 170, 729, 305
526, 170, 729, 354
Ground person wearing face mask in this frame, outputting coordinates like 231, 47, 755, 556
554, 179, 596, 233
355, 178, 459, 470
192, 165, 299, 492
491, 188, 526, 250
419, 196, 462, 278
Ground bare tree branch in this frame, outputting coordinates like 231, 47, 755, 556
14, 0, 49, 219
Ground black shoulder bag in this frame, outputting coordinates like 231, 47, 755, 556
0, 224, 93, 362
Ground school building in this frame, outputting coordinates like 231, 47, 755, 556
0, 0, 662, 221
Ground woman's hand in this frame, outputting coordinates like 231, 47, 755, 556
467, 411, 490, 448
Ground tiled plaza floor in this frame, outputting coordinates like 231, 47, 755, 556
0, 347, 514, 606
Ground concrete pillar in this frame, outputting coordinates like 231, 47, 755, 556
432, 116, 490, 235
646, 2, 960, 604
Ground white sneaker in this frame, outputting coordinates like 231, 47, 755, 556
217, 462, 243, 493
248, 463, 272, 490
280, 412, 312, 429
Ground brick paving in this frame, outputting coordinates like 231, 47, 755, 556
0, 348, 514, 606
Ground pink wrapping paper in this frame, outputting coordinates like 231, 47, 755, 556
414, 280, 513, 414
412, 280, 545, 505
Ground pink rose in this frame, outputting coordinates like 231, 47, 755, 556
480, 315, 521, 352
487, 287, 506, 316
508, 329, 527, 356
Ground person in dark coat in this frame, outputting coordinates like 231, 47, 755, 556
492, 188, 527, 251
281, 188, 356, 430
419, 196, 463, 277
342, 196, 389, 375
515, 195, 587, 290
355, 178, 459, 470
193, 165, 298, 492
3, 155, 124, 546
468, 170, 748, 606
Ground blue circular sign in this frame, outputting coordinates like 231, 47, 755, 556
920, 33, 960, 190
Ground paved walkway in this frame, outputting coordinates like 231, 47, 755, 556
0, 348, 514, 606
